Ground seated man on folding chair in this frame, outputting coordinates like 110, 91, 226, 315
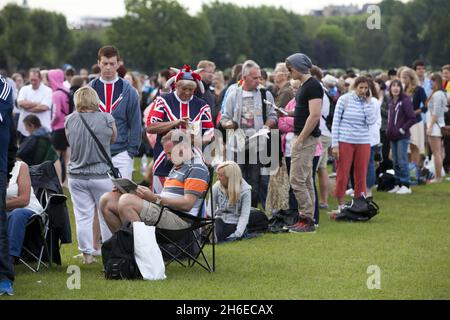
5, 160, 43, 264
100, 130, 210, 232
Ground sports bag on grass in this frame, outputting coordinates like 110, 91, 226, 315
102, 223, 142, 280
334, 197, 379, 222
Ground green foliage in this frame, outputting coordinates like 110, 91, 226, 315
202, 1, 249, 68
0, 4, 73, 71
314, 24, 352, 68
69, 31, 105, 70
108, 0, 214, 72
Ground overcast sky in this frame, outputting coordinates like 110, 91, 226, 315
2, 0, 410, 22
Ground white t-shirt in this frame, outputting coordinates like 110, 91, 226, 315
6, 161, 43, 214
368, 97, 382, 147
319, 87, 332, 137
240, 90, 256, 129
17, 84, 53, 136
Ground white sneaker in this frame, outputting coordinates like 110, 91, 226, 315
345, 188, 355, 197
388, 185, 400, 193
396, 186, 412, 194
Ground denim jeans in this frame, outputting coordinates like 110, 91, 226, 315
0, 172, 15, 282
391, 138, 410, 186
7, 208, 34, 257
367, 146, 377, 189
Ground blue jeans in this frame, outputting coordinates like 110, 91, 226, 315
7, 208, 34, 257
391, 138, 410, 187
0, 172, 15, 282
367, 146, 376, 189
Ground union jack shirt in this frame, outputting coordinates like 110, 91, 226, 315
91, 77, 124, 113
147, 92, 214, 176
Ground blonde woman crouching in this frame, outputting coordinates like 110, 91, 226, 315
213, 161, 252, 242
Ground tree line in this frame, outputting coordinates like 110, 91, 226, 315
1, 0, 449, 74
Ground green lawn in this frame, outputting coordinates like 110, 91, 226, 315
6, 160, 450, 300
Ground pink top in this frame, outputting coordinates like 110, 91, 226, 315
278, 98, 323, 156
48, 69, 70, 131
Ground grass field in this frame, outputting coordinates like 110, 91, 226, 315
6, 160, 450, 300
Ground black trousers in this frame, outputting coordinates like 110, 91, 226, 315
0, 172, 15, 282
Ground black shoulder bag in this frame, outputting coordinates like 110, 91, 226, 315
79, 113, 122, 178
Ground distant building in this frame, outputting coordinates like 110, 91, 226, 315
322, 4, 360, 17
70, 16, 113, 30
310, 10, 324, 16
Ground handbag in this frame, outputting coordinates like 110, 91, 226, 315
440, 125, 450, 138
132, 222, 166, 281
79, 113, 122, 178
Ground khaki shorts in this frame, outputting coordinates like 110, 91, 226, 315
140, 201, 191, 230
318, 135, 332, 169
409, 122, 425, 154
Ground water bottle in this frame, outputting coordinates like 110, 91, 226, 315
141, 154, 148, 176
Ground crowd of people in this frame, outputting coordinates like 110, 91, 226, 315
1, 44, 449, 295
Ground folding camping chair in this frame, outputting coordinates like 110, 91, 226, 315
19, 189, 67, 272
155, 166, 216, 272
19, 161, 69, 272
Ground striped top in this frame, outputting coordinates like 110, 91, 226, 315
160, 157, 210, 217
331, 92, 377, 148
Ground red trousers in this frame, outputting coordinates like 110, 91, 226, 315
335, 142, 371, 199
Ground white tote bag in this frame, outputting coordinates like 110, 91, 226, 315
133, 222, 166, 280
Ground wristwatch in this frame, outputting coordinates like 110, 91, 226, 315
155, 196, 162, 205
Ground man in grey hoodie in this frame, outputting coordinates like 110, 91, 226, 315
90, 46, 142, 179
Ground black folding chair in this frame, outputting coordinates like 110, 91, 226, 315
19, 189, 67, 272
155, 166, 216, 272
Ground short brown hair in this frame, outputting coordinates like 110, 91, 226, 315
23, 114, 41, 128
352, 76, 369, 90
442, 64, 450, 72
29, 68, 41, 79
310, 65, 323, 80
98, 45, 120, 61
197, 60, 216, 70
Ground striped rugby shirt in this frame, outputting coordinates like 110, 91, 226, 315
331, 92, 377, 148
160, 156, 210, 217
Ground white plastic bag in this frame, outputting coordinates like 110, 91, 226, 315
133, 222, 166, 280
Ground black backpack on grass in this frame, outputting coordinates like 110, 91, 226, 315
102, 223, 142, 280
334, 197, 379, 222
246, 208, 269, 234
267, 209, 299, 233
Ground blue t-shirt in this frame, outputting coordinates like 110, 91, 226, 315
0, 77, 13, 174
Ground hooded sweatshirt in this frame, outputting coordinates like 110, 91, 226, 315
16, 127, 54, 165
212, 179, 252, 238
48, 69, 70, 131
386, 93, 416, 141
89, 77, 142, 158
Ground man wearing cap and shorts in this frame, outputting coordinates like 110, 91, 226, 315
100, 130, 210, 232
284, 53, 323, 233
